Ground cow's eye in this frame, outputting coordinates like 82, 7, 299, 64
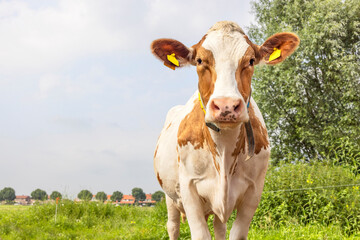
249, 59, 255, 66
197, 58, 203, 65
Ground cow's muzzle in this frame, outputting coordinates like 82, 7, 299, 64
209, 98, 248, 126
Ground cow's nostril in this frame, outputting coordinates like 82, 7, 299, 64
211, 101, 220, 111
234, 104, 240, 112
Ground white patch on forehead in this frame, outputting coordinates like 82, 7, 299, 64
202, 29, 249, 102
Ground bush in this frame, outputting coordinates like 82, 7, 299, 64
253, 162, 360, 235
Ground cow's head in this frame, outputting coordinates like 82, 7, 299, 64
151, 21, 299, 130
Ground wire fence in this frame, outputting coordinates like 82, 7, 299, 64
264, 183, 360, 193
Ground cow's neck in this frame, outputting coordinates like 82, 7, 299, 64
209, 125, 241, 176
208, 125, 243, 222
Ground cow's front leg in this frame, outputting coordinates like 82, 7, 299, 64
229, 191, 262, 240
165, 195, 180, 240
179, 177, 211, 240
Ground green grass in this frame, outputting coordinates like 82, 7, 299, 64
1, 164, 359, 239
0, 205, 29, 211
0, 201, 359, 240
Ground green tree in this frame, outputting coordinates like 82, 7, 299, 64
152, 191, 165, 202
0, 191, 3, 201
110, 191, 123, 202
249, 0, 360, 166
95, 191, 107, 202
31, 189, 47, 201
1, 187, 16, 202
132, 187, 146, 203
50, 191, 62, 200
77, 190, 93, 201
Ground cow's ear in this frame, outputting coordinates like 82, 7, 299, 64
151, 39, 194, 69
259, 32, 300, 65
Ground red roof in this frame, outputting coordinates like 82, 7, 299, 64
119, 195, 135, 204
16, 195, 30, 199
122, 195, 135, 200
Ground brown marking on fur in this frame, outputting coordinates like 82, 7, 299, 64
190, 34, 207, 61
244, 35, 262, 64
248, 106, 269, 154
177, 99, 219, 172
190, 35, 218, 106
231, 161, 238, 176
231, 106, 269, 165
156, 172, 163, 187
235, 46, 255, 102
196, 47, 216, 106
166, 122, 172, 130
230, 123, 246, 175
181, 213, 187, 223
176, 146, 180, 163
154, 145, 159, 159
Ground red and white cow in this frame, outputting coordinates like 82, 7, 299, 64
151, 21, 299, 240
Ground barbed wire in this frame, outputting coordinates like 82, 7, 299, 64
264, 183, 360, 193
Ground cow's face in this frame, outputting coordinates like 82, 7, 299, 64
151, 21, 299, 130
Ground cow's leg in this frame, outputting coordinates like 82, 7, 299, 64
166, 195, 180, 240
229, 192, 261, 240
213, 214, 227, 240
180, 181, 211, 240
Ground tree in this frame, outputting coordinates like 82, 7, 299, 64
95, 191, 107, 202
132, 187, 146, 203
77, 190, 93, 201
31, 189, 47, 201
249, 0, 360, 166
0, 191, 3, 201
152, 191, 165, 202
1, 187, 16, 202
110, 191, 123, 202
50, 191, 62, 200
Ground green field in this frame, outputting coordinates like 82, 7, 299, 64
0, 201, 359, 240
1, 164, 359, 239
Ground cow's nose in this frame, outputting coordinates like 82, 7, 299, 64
209, 98, 244, 122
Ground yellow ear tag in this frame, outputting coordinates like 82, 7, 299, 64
268, 48, 281, 62
167, 53, 179, 66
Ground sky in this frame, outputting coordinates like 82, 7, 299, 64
0, 0, 256, 198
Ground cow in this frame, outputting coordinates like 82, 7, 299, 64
151, 21, 299, 240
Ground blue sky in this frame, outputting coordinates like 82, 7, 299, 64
0, 0, 255, 198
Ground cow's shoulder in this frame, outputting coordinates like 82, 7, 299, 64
177, 98, 206, 149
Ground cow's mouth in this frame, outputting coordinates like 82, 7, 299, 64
212, 121, 242, 130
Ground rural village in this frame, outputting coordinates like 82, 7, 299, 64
8, 194, 157, 206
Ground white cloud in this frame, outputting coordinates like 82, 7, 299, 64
144, 0, 255, 44
0, 0, 127, 75
38, 74, 62, 98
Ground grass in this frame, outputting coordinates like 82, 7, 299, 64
0, 205, 29, 211
1, 164, 358, 239
0, 201, 359, 240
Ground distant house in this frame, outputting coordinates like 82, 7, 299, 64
15, 195, 31, 205
139, 194, 156, 206
76, 193, 156, 206
91, 194, 112, 202
119, 195, 135, 205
